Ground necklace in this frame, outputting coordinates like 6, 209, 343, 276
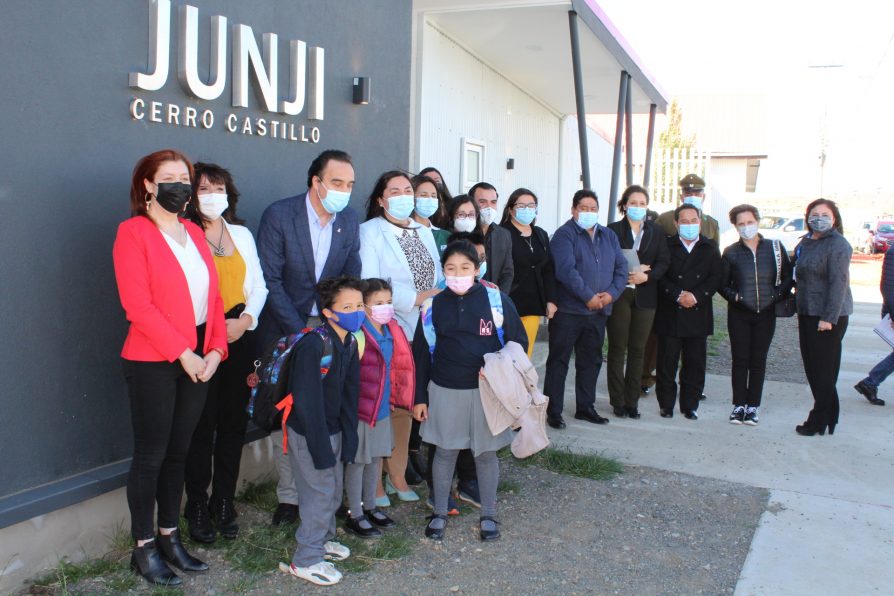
206, 223, 225, 256
522, 235, 534, 252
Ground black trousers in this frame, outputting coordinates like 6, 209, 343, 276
728, 308, 776, 407
798, 315, 849, 427
544, 311, 608, 418
656, 334, 707, 413
124, 326, 208, 541
185, 331, 253, 503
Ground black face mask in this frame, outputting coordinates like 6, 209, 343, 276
155, 182, 192, 214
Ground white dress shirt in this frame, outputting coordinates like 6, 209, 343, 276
306, 195, 337, 315
162, 232, 209, 325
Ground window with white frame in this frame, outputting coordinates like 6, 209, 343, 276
460, 138, 485, 193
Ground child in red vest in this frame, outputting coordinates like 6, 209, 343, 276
344, 278, 416, 537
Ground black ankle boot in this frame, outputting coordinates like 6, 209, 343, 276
210, 496, 239, 539
185, 499, 216, 544
130, 541, 181, 586
157, 529, 209, 573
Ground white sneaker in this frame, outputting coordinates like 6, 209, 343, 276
323, 540, 350, 561
279, 561, 342, 586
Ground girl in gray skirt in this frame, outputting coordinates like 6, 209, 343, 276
412, 240, 528, 541
344, 279, 416, 537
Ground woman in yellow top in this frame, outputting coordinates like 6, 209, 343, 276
184, 163, 268, 543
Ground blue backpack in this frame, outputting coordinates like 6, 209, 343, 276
420, 280, 505, 358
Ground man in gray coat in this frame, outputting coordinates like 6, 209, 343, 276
470, 182, 514, 293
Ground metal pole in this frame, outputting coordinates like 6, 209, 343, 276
625, 74, 633, 186
608, 71, 628, 223
643, 103, 656, 188
568, 10, 591, 190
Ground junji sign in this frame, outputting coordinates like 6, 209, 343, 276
129, 0, 322, 143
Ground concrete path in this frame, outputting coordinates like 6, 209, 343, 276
534, 293, 894, 594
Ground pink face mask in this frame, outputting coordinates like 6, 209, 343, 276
368, 303, 394, 325
445, 275, 475, 294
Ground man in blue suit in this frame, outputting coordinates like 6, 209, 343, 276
256, 149, 361, 525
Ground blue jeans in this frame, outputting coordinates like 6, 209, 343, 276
864, 350, 894, 388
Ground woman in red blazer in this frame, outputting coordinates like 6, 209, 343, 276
112, 149, 228, 587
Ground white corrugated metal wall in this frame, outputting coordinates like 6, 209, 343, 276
417, 21, 564, 232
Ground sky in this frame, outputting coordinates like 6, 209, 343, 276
596, 0, 894, 201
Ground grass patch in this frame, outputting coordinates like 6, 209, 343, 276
236, 477, 279, 513
497, 479, 521, 494
218, 522, 296, 573
338, 532, 414, 573
518, 447, 623, 480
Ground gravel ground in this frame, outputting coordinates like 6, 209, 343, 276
706, 297, 807, 385
34, 459, 767, 595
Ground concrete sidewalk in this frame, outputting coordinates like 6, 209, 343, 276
534, 298, 894, 594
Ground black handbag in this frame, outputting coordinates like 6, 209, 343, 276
772, 240, 796, 317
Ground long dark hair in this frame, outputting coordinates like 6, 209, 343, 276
187, 162, 245, 228
500, 187, 538, 225
365, 170, 413, 222
617, 184, 649, 216
444, 194, 481, 232
411, 174, 448, 228
805, 198, 844, 235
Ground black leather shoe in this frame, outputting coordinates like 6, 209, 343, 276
210, 496, 238, 539
425, 514, 448, 540
699, 393, 707, 401
157, 529, 208, 573
795, 423, 827, 436
271, 503, 299, 526
612, 406, 627, 418
130, 541, 181, 586
546, 416, 566, 429
344, 515, 382, 538
626, 407, 641, 419
364, 508, 396, 528
184, 499, 216, 544
479, 516, 501, 542
574, 409, 609, 424
855, 381, 885, 405
683, 410, 699, 420
659, 408, 673, 418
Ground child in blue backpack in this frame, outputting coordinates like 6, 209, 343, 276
412, 239, 528, 542
278, 276, 364, 586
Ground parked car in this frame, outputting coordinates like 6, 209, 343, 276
759, 214, 805, 254
858, 220, 894, 254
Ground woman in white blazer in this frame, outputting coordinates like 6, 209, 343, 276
359, 170, 443, 503
183, 163, 269, 543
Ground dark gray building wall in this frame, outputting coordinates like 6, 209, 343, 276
0, 0, 411, 501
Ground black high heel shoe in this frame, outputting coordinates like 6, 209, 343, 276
795, 423, 827, 436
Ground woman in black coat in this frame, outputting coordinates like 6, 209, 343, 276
606, 185, 670, 418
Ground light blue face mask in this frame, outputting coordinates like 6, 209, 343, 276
476, 261, 488, 280
319, 181, 351, 214
682, 195, 703, 211
626, 206, 647, 222
575, 211, 599, 230
514, 207, 536, 226
385, 194, 415, 220
679, 223, 700, 241
415, 196, 439, 219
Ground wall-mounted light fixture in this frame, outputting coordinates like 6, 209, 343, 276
353, 77, 370, 105
506, 158, 515, 170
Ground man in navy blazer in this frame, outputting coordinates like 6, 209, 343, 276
255, 149, 361, 525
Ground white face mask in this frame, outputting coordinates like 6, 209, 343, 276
480, 206, 496, 226
199, 193, 228, 220
738, 223, 759, 240
454, 216, 477, 233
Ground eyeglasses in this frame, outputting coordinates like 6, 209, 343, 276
515, 203, 537, 210
455, 213, 477, 219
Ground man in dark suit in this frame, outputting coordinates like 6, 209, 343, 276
469, 182, 514, 293
255, 149, 361, 525
654, 204, 722, 420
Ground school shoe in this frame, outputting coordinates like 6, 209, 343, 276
323, 541, 350, 562
743, 407, 759, 426
279, 561, 342, 586
210, 496, 238, 539
425, 514, 448, 540
384, 475, 420, 502
156, 529, 209, 573
184, 499, 216, 544
364, 508, 397, 528
659, 408, 673, 418
479, 516, 501, 542
130, 541, 181, 586
682, 410, 698, 420
457, 480, 482, 509
625, 407, 641, 419
546, 415, 566, 429
344, 515, 382, 538
854, 381, 886, 405
271, 503, 299, 526
574, 408, 609, 424
612, 406, 628, 418
729, 406, 745, 425
425, 494, 460, 516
